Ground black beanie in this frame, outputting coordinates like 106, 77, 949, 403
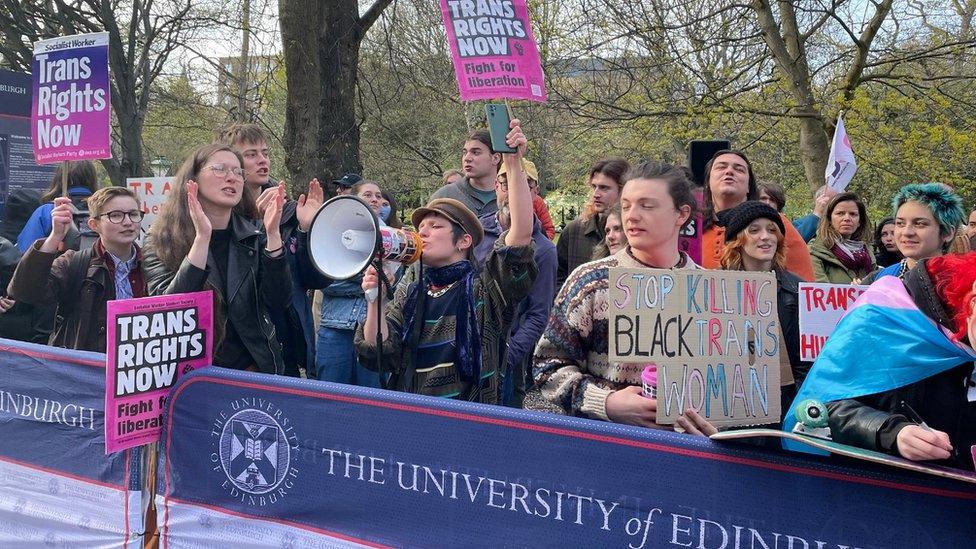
722, 200, 785, 242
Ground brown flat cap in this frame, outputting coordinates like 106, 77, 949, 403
411, 198, 484, 247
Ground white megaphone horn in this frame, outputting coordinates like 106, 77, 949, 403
307, 195, 422, 292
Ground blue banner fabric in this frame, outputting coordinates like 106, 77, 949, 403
158, 368, 976, 548
0, 338, 142, 547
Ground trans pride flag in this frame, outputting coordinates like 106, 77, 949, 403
783, 276, 976, 452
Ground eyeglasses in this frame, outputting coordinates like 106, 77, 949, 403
96, 210, 144, 224
206, 163, 246, 179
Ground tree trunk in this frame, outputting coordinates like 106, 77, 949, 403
797, 114, 830, 192
279, 0, 391, 191
751, 0, 831, 191
279, 0, 323, 187
318, 1, 364, 187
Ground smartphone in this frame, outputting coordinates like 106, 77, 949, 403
485, 103, 517, 153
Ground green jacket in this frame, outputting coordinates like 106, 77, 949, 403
809, 239, 875, 284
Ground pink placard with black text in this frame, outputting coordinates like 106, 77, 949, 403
441, 0, 547, 102
105, 291, 213, 453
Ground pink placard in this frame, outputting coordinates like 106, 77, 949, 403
31, 32, 112, 164
440, 0, 547, 102
678, 188, 703, 264
105, 291, 213, 453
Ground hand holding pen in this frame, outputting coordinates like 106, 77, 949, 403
895, 401, 954, 462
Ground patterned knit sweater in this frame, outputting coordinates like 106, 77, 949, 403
532, 247, 700, 420
355, 237, 536, 404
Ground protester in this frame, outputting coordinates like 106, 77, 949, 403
7, 187, 145, 352
701, 150, 815, 280
333, 173, 360, 196
381, 190, 403, 228
590, 205, 626, 260
476, 169, 557, 408
719, 201, 808, 409
556, 158, 629, 287
442, 169, 463, 187
142, 143, 291, 374
757, 182, 786, 212
317, 180, 387, 388
500, 159, 556, 240
534, 161, 715, 436
16, 160, 98, 252
219, 123, 329, 377
873, 216, 902, 268
356, 120, 537, 403
808, 192, 874, 284
792, 185, 837, 243
967, 208, 976, 239
791, 252, 976, 470
861, 183, 964, 283
430, 130, 500, 216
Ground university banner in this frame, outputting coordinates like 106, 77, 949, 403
0, 339, 143, 547
157, 368, 976, 548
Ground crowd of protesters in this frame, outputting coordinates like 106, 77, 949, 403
2, 119, 975, 472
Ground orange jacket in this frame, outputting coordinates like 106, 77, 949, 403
533, 195, 556, 240
702, 212, 815, 281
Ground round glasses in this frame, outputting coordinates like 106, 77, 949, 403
96, 210, 144, 224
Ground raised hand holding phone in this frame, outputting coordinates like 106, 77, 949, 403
485, 103, 517, 153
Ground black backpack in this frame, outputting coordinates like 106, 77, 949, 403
0, 188, 43, 242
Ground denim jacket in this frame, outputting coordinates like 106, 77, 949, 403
319, 276, 366, 330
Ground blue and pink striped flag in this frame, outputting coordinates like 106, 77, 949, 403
783, 276, 976, 451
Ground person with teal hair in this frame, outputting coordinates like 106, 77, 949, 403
860, 183, 965, 284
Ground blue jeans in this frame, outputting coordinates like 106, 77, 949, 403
315, 326, 380, 388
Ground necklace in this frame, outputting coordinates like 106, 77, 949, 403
427, 281, 457, 298
896, 258, 910, 279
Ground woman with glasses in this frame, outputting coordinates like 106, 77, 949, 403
142, 144, 292, 374
7, 186, 147, 352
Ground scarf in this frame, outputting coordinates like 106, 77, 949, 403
782, 276, 976, 454
830, 238, 873, 274
401, 260, 482, 383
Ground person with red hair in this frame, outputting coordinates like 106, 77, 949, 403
789, 252, 976, 469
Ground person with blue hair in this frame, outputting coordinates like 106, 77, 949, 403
860, 183, 965, 284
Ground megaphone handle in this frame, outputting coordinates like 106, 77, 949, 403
375, 258, 395, 301
371, 256, 391, 391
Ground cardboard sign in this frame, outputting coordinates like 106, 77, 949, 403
798, 283, 868, 361
105, 292, 213, 453
31, 32, 112, 164
609, 269, 781, 427
126, 176, 173, 243
440, 0, 547, 102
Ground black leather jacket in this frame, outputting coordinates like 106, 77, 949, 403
142, 213, 292, 374
826, 260, 975, 470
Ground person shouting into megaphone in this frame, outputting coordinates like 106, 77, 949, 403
356, 119, 537, 403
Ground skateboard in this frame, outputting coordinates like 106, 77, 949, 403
710, 400, 976, 485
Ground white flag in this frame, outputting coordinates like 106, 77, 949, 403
825, 114, 857, 192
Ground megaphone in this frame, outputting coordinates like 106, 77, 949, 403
307, 195, 422, 281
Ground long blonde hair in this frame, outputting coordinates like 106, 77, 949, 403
151, 144, 256, 271
720, 223, 787, 271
